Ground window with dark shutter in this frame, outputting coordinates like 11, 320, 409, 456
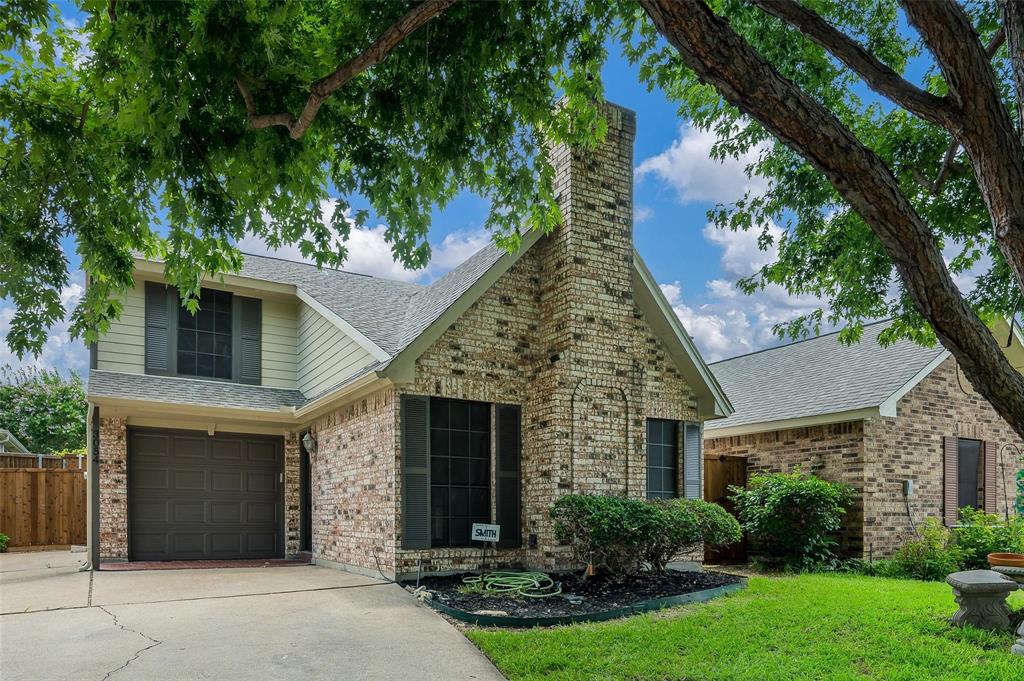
646, 419, 679, 499
144, 282, 173, 375
943, 436, 959, 526
177, 288, 233, 380
683, 422, 702, 499
495, 404, 521, 548
957, 438, 983, 512
401, 395, 431, 549
236, 296, 262, 385
429, 397, 491, 547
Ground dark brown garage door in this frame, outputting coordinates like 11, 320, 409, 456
128, 428, 283, 561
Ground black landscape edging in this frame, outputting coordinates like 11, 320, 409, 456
425, 578, 747, 628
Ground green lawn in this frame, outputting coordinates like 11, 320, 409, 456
467, 574, 1024, 681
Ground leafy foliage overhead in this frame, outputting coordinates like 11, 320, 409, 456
1, 0, 610, 356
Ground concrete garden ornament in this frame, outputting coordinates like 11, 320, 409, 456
945, 570, 1018, 631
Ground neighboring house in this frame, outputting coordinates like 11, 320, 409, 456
86, 103, 732, 577
0, 429, 30, 454
704, 320, 1024, 559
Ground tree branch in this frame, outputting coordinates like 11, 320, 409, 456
637, 0, 1024, 441
1002, 0, 1024, 136
902, 0, 1024, 299
921, 28, 1005, 195
749, 0, 958, 129
236, 0, 457, 140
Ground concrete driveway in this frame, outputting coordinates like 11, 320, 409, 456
0, 550, 503, 681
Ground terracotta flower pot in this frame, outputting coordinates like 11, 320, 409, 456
987, 553, 1024, 568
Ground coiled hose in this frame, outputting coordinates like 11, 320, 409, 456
462, 571, 562, 598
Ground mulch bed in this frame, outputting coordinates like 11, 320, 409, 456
405, 569, 742, 618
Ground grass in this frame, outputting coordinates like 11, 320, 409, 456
466, 574, 1024, 680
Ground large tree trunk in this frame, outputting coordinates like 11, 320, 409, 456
637, 0, 1024, 441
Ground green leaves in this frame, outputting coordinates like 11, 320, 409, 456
2, 0, 612, 357
0, 366, 87, 454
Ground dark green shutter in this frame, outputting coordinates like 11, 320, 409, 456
495, 404, 522, 548
683, 422, 702, 499
401, 395, 431, 549
235, 296, 262, 385
144, 282, 173, 375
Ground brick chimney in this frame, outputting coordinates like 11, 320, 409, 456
523, 102, 641, 565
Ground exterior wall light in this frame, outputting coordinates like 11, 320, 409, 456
302, 432, 317, 455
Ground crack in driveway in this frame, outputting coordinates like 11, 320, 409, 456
96, 606, 163, 681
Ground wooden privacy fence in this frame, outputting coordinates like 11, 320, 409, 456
0, 468, 87, 547
0, 453, 84, 469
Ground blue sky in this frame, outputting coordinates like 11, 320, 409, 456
0, 14, 842, 375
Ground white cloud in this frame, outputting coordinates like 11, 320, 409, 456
237, 202, 492, 284
634, 205, 654, 224
660, 221, 825, 362
0, 273, 89, 376
636, 125, 770, 205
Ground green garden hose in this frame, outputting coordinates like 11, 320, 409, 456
462, 571, 562, 598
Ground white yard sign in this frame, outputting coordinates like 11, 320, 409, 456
471, 523, 500, 543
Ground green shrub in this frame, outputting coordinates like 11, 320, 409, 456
952, 507, 1024, 569
892, 518, 964, 581
837, 558, 905, 579
0, 532, 8, 552
728, 470, 856, 571
550, 494, 741, 575
644, 498, 742, 572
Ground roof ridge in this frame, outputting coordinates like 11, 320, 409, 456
238, 250, 425, 288
708, 318, 894, 365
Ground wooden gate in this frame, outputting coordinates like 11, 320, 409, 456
704, 454, 748, 564
0, 469, 87, 547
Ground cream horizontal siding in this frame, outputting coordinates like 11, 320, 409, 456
297, 302, 375, 398
96, 284, 145, 373
96, 282, 299, 388
260, 298, 298, 389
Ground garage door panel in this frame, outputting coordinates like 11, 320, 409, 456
172, 500, 206, 523
173, 469, 207, 491
211, 440, 243, 461
246, 502, 277, 523
133, 468, 170, 490
172, 534, 206, 555
129, 428, 282, 561
172, 436, 207, 459
132, 433, 169, 458
211, 471, 243, 492
247, 471, 277, 493
246, 533, 276, 553
211, 502, 241, 523
133, 500, 169, 523
211, 534, 242, 554
247, 441, 276, 464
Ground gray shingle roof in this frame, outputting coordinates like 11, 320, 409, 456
705, 321, 946, 431
88, 370, 308, 411
234, 245, 508, 359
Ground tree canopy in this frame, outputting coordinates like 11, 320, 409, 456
0, 366, 87, 454
2, 0, 1023, 435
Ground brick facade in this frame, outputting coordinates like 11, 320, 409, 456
705, 356, 1024, 559
306, 388, 399, 575
94, 103, 708, 575
388, 103, 702, 576
863, 357, 1024, 556
99, 416, 129, 560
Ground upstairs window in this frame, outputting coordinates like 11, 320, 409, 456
177, 289, 233, 380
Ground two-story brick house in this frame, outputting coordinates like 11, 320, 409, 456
86, 103, 732, 578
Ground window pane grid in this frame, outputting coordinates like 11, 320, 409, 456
430, 398, 490, 547
177, 289, 232, 380
647, 418, 679, 500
